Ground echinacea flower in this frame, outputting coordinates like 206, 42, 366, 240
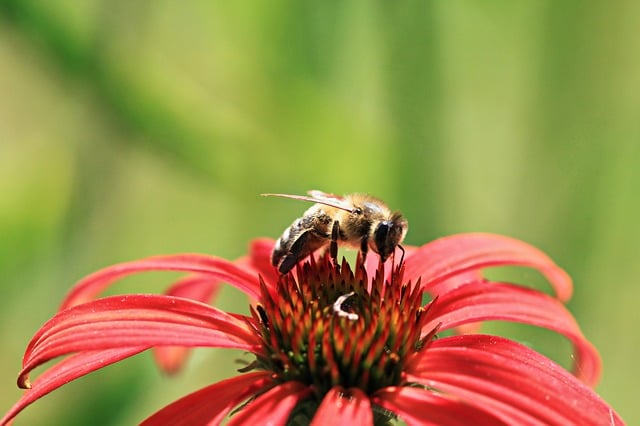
2, 233, 624, 425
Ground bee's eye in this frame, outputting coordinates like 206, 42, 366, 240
353, 207, 363, 215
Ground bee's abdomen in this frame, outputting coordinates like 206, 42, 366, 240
271, 209, 333, 272
271, 218, 303, 266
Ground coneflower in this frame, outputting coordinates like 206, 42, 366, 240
2, 234, 623, 425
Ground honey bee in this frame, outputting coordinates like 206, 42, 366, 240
263, 190, 408, 274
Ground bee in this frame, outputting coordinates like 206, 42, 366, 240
263, 190, 408, 274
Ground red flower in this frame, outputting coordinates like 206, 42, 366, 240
2, 234, 624, 425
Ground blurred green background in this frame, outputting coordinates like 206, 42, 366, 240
1, 1, 638, 424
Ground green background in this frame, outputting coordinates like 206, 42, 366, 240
1, 1, 638, 424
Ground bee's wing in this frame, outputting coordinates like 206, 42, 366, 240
307, 190, 343, 200
262, 191, 354, 212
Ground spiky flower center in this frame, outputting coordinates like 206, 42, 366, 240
251, 255, 433, 401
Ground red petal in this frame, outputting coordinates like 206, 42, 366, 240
372, 386, 506, 425
429, 270, 484, 299
226, 381, 312, 426
310, 387, 372, 426
406, 335, 624, 426
153, 274, 224, 374
422, 281, 600, 385
247, 238, 280, 288
19, 295, 261, 388
152, 346, 191, 376
60, 254, 261, 310
164, 273, 223, 301
404, 233, 572, 301
140, 371, 275, 425
1, 348, 145, 425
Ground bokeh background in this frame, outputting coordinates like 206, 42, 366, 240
1, 1, 638, 424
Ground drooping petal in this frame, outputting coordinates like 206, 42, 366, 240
421, 281, 600, 385
310, 387, 373, 426
60, 254, 261, 310
1, 348, 146, 425
404, 233, 572, 301
406, 334, 624, 426
225, 381, 312, 426
372, 386, 506, 426
140, 371, 275, 426
153, 274, 224, 374
19, 295, 261, 388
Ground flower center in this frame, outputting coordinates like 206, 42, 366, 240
250, 255, 433, 400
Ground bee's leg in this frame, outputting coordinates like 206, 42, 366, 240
330, 221, 340, 262
391, 244, 405, 271
359, 236, 369, 263
278, 231, 310, 274
397, 244, 406, 264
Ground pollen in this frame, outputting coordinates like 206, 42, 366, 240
250, 255, 434, 400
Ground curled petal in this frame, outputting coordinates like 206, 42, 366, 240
311, 387, 373, 426
404, 233, 572, 301
1, 348, 146, 425
372, 386, 505, 425
20, 295, 261, 388
153, 274, 224, 375
422, 281, 600, 385
141, 371, 275, 425
60, 254, 261, 310
406, 335, 624, 426
226, 381, 312, 426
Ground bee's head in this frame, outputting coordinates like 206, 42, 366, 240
372, 212, 408, 262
